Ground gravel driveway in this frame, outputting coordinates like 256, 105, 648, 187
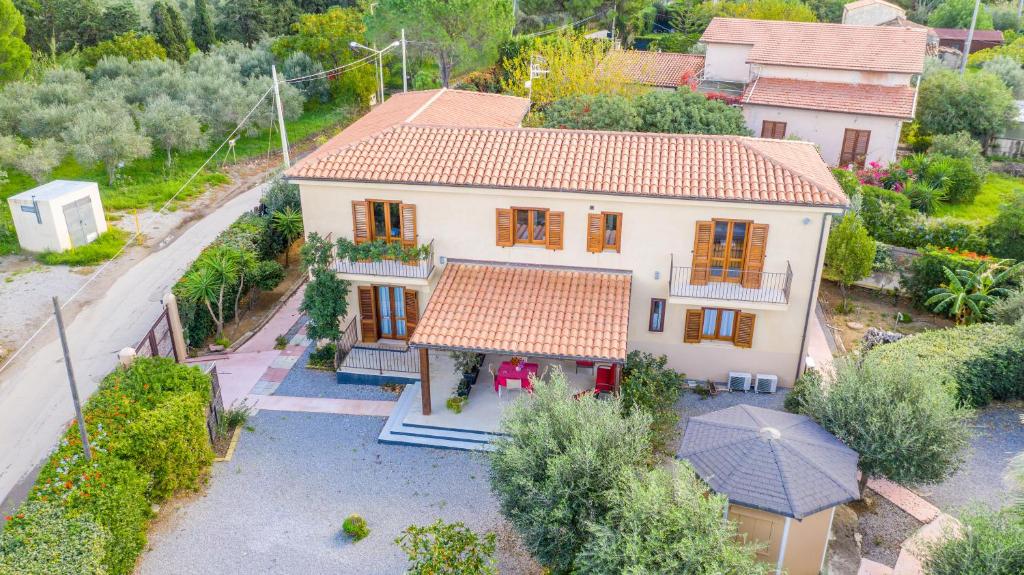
921, 401, 1024, 513
137, 411, 538, 575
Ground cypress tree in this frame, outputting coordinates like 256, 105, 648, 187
150, 1, 189, 62
191, 0, 214, 52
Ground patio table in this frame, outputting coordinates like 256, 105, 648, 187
494, 361, 539, 393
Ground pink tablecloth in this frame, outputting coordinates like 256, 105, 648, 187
494, 362, 539, 392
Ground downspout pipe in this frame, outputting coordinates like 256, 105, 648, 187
794, 212, 831, 383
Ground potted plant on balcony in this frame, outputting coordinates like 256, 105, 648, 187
451, 350, 483, 390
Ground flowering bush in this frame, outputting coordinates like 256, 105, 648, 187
856, 161, 914, 192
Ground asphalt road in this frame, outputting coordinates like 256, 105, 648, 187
0, 184, 266, 510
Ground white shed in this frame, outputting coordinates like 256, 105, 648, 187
6, 180, 107, 253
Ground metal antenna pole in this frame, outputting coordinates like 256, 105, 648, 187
960, 0, 982, 75
399, 27, 407, 92
53, 296, 91, 462
271, 65, 291, 168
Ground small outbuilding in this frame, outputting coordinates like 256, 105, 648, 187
679, 405, 860, 575
6, 180, 107, 253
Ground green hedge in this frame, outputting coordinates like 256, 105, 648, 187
0, 501, 108, 575
859, 186, 989, 253
0, 358, 214, 575
866, 323, 1024, 407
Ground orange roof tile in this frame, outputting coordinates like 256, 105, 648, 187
288, 124, 848, 208
701, 18, 927, 74
600, 50, 705, 87
409, 261, 632, 361
293, 88, 531, 172
743, 77, 917, 118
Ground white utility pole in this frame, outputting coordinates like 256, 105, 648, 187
270, 64, 290, 168
351, 41, 400, 104
526, 54, 549, 102
960, 0, 982, 75
399, 27, 407, 92
53, 296, 91, 462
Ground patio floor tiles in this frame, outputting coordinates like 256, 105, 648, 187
279, 346, 306, 357
868, 478, 940, 523
270, 355, 299, 369
261, 367, 291, 383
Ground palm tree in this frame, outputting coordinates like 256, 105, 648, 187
180, 247, 240, 339
926, 260, 1024, 324
271, 207, 303, 266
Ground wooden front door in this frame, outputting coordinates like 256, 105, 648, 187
709, 220, 749, 283
375, 285, 408, 340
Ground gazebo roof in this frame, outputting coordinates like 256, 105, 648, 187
678, 405, 860, 519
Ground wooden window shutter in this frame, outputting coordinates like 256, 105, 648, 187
357, 285, 378, 342
761, 121, 786, 139
734, 312, 756, 348
690, 221, 714, 286
840, 129, 871, 168
854, 130, 871, 167
586, 213, 603, 253
400, 203, 417, 247
546, 211, 564, 250
496, 208, 514, 247
352, 201, 370, 245
403, 288, 419, 335
684, 309, 703, 343
741, 224, 769, 289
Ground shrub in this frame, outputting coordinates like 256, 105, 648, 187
37, 228, 129, 266
867, 323, 1024, 407
784, 368, 821, 414
990, 289, 1024, 325
620, 351, 685, 454
825, 213, 876, 308
343, 514, 369, 541
986, 190, 1024, 261
112, 391, 213, 501
490, 369, 652, 573
573, 462, 768, 574
0, 501, 108, 575
923, 510, 1024, 575
916, 70, 1015, 143
802, 357, 972, 492
542, 94, 641, 132
307, 343, 336, 370
902, 247, 988, 307
396, 520, 497, 575
940, 156, 983, 204
982, 54, 1024, 98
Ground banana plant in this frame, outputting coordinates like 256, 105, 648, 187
926, 260, 1024, 324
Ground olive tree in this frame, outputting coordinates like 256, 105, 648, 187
299, 233, 350, 344
0, 136, 63, 183
574, 462, 769, 575
490, 369, 652, 573
63, 100, 151, 184
825, 213, 875, 312
138, 94, 205, 166
916, 69, 1016, 145
802, 357, 972, 495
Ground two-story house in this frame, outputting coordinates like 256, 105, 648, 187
286, 88, 847, 445
698, 17, 927, 168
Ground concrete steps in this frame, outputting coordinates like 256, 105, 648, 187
377, 383, 499, 452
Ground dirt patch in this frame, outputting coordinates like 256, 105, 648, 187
818, 281, 952, 353
847, 489, 923, 567
827, 504, 862, 575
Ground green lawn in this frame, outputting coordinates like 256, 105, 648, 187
933, 173, 1021, 222
0, 105, 356, 256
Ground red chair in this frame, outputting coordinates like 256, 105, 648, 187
595, 365, 615, 394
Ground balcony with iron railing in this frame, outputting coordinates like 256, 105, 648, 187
332, 238, 435, 280
669, 257, 793, 308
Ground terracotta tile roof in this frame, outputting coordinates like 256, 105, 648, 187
600, 50, 705, 87
409, 261, 632, 361
288, 124, 848, 208
743, 77, 917, 118
293, 88, 531, 171
932, 28, 1004, 42
701, 18, 927, 74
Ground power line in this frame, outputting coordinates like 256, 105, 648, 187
0, 86, 274, 376
519, 7, 610, 38
282, 48, 396, 85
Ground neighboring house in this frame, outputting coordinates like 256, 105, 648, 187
933, 27, 1004, 54
286, 88, 848, 424
992, 100, 1024, 158
842, 0, 906, 26
698, 17, 927, 168
600, 49, 706, 90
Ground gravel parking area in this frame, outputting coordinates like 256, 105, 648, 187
137, 411, 538, 575
921, 401, 1024, 513
677, 387, 788, 425
272, 346, 402, 402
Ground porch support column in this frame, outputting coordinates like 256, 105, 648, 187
612, 362, 622, 391
419, 347, 431, 415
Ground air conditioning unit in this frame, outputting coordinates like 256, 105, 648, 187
755, 374, 778, 394
728, 372, 752, 392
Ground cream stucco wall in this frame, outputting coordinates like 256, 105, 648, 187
729, 503, 836, 575
703, 43, 754, 83
755, 64, 913, 87
297, 181, 838, 386
743, 104, 904, 166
